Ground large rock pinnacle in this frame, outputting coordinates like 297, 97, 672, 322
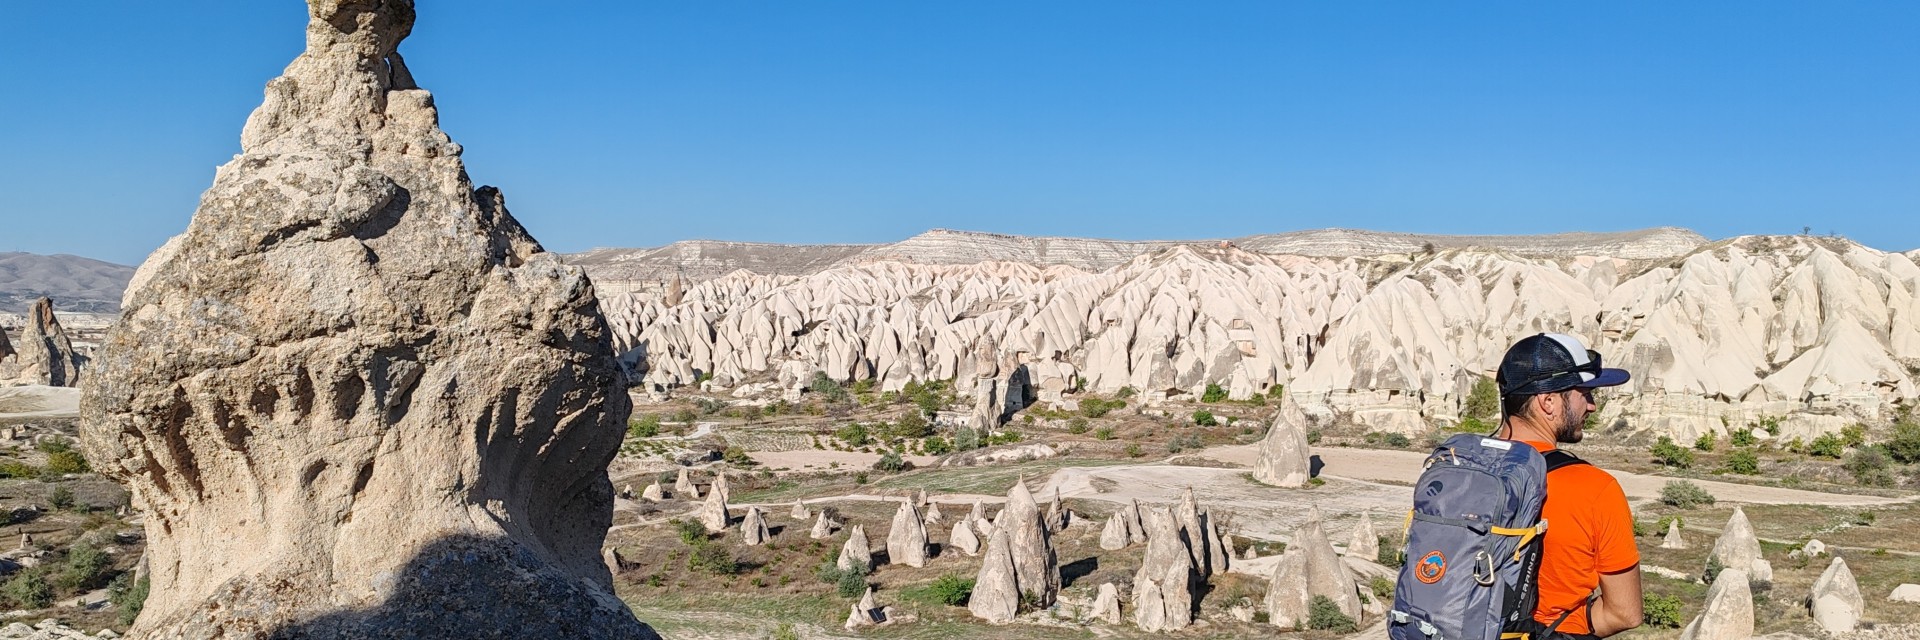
76, 2, 655, 637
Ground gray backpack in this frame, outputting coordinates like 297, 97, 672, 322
1388, 433, 1586, 640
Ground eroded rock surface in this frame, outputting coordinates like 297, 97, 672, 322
1809, 556, 1862, 634
74, 2, 654, 636
968, 528, 1019, 623
1681, 568, 1754, 640
886, 500, 928, 568
1708, 506, 1773, 583
1132, 507, 1194, 631
1254, 395, 1314, 487
0, 298, 83, 387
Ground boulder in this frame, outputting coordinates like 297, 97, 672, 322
810, 511, 837, 540
1121, 499, 1147, 544
73, 1, 656, 636
1001, 481, 1060, 608
1202, 510, 1231, 575
640, 482, 663, 502
1346, 512, 1378, 560
1099, 513, 1130, 551
1242, 547, 1258, 561
924, 502, 945, 526
914, 489, 928, 509
1267, 512, 1363, 627
844, 587, 882, 630
1707, 506, 1772, 583
1808, 556, 1862, 635
1046, 490, 1066, 533
0, 298, 83, 387
1253, 395, 1313, 487
1890, 584, 1920, 603
1176, 488, 1213, 578
1090, 583, 1122, 624
838, 525, 872, 572
1795, 538, 1826, 559
710, 473, 731, 504
967, 500, 986, 528
968, 528, 1020, 623
741, 507, 770, 546
674, 468, 700, 500
886, 500, 929, 568
950, 519, 981, 556
1660, 519, 1686, 550
697, 486, 730, 532
603, 548, 629, 574
790, 502, 810, 521
1680, 568, 1753, 640
1131, 507, 1193, 631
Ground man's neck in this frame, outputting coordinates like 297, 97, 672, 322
1499, 416, 1557, 445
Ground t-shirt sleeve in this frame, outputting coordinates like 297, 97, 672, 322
1586, 469, 1641, 573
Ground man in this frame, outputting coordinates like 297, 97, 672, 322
1493, 333, 1643, 638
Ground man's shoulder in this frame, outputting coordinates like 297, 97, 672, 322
1545, 457, 1628, 498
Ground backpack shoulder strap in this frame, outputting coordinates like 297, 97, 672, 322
1542, 449, 1588, 472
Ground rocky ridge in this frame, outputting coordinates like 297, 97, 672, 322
603, 232, 1920, 441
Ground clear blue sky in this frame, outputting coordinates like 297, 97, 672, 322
4, 2, 1917, 266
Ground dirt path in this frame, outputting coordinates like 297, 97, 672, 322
0, 385, 78, 418
1202, 443, 1916, 507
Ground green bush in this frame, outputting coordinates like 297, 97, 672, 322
1, 570, 51, 609
1651, 436, 1694, 468
671, 408, 698, 424
47, 485, 76, 511
809, 372, 849, 403
1643, 593, 1683, 628
1808, 433, 1846, 459
954, 427, 981, 451
1201, 384, 1228, 403
1660, 480, 1716, 508
1463, 377, 1500, 420
769, 622, 799, 640
0, 461, 37, 478
1730, 428, 1757, 447
927, 574, 975, 606
44, 450, 89, 475
1841, 424, 1867, 447
1192, 410, 1217, 427
1844, 447, 1896, 486
1307, 429, 1322, 445
673, 519, 708, 545
55, 542, 112, 592
818, 560, 871, 598
873, 451, 907, 472
1384, 433, 1411, 448
1078, 397, 1125, 419
1307, 594, 1357, 632
687, 543, 740, 575
834, 423, 871, 447
1067, 418, 1089, 434
1724, 449, 1759, 475
1703, 555, 1725, 584
922, 436, 954, 456
1094, 427, 1115, 441
628, 414, 661, 438
1888, 419, 1920, 463
1694, 432, 1716, 452
1376, 537, 1401, 568
109, 573, 149, 626
723, 446, 757, 467
889, 411, 933, 439
1369, 576, 1394, 599
1116, 386, 1137, 399
1124, 443, 1145, 458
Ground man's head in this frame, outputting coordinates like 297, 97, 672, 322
1495, 333, 1630, 443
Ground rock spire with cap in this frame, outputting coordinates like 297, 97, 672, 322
75, 1, 654, 636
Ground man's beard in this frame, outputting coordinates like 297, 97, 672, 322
1555, 411, 1585, 444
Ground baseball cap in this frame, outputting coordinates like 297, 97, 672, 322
1495, 333, 1630, 397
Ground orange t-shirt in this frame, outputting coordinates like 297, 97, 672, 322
1521, 441, 1640, 636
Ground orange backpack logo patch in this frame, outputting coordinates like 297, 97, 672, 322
1415, 551, 1448, 584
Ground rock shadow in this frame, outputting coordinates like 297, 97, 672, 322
1060, 556, 1098, 588
262, 533, 660, 639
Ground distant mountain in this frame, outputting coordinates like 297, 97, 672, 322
0, 252, 135, 314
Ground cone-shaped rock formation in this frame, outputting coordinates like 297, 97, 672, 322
74, 2, 654, 636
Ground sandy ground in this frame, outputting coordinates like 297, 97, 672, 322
0, 385, 80, 418
748, 449, 940, 472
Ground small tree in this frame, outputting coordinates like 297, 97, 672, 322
1887, 419, 1920, 463
1694, 432, 1716, 452
1843, 447, 1895, 486
1808, 433, 1846, 458
628, 414, 661, 438
1730, 428, 1757, 447
1643, 593, 1684, 628
1192, 410, 1217, 427
1201, 384, 1228, 403
1463, 377, 1500, 420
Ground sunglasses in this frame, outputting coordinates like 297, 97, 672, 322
1500, 349, 1603, 396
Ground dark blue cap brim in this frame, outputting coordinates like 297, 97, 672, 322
1575, 368, 1631, 388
